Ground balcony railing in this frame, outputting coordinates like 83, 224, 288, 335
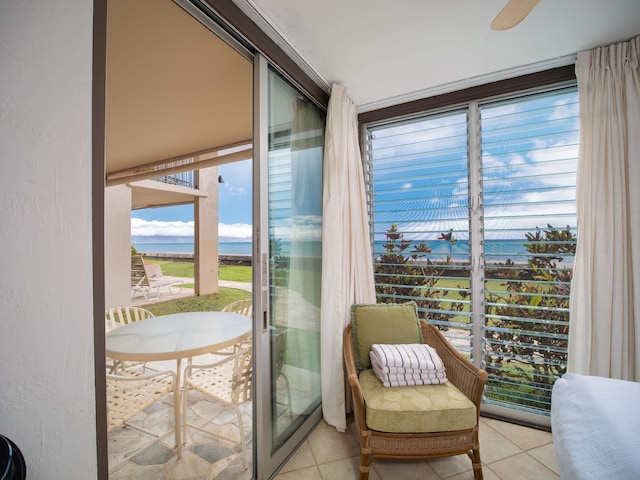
150, 157, 196, 188
153, 171, 195, 188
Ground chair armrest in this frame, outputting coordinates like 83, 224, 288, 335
343, 325, 368, 432
420, 321, 487, 410
106, 369, 176, 382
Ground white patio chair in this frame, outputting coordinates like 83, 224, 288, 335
106, 368, 181, 471
182, 346, 252, 470
222, 299, 253, 318
105, 306, 154, 332
105, 307, 154, 373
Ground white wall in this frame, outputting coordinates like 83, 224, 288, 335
0, 0, 98, 478
105, 185, 133, 308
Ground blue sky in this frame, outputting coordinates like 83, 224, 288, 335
131, 160, 252, 242
369, 89, 579, 244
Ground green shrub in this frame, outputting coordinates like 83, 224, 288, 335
374, 224, 466, 329
484, 225, 575, 411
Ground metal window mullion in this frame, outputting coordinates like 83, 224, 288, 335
362, 129, 376, 251
468, 101, 484, 366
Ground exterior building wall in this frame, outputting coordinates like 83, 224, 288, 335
0, 0, 98, 478
195, 166, 220, 294
105, 185, 133, 308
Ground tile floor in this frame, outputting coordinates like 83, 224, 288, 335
109, 396, 558, 480
121, 288, 558, 479
274, 415, 558, 480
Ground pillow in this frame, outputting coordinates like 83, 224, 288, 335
351, 301, 422, 371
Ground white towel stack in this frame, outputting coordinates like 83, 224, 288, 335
370, 343, 447, 387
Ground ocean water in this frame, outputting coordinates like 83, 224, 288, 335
133, 241, 320, 256
134, 239, 575, 264
134, 242, 252, 255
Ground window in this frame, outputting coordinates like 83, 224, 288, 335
363, 84, 578, 421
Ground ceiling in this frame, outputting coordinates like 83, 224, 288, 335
106, 0, 253, 176
105, 0, 639, 208
235, 0, 640, 110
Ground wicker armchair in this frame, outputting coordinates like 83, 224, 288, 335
344, 303, 487, 480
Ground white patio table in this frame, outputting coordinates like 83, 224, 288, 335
105, 311, 252, 455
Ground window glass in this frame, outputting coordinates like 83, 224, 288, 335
364, 86, 578, 418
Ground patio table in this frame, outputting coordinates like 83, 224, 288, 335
105, 311, 252, 455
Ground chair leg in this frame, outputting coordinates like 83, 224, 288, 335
359, 453, 372, 480
173, 385, 182, 458
279, 372, 293, 420
182, 381, 189, 446
470, 447, 483, 480
232, 404, 249, 471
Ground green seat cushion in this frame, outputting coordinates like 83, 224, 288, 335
351, 302, 422, 371
359, 369, 477, 433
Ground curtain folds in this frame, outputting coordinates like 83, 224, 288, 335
569, 35, 640, 381
321, 84, 376, 431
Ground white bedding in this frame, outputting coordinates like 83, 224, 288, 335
551, 373, 640, 479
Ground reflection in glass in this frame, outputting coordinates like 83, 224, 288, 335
267, 70, 325, 452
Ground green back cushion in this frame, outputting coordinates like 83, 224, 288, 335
351, 301, 422, 371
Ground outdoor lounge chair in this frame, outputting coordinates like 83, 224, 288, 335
344, 302, 487, 480
131, 254, 184, 300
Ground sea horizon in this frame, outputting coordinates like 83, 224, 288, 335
133, 239, 575, 265
134, 241, 252, 255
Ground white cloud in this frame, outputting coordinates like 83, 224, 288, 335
222, 183, 247, 196
219, 223, 252, 240
131, 218, 194, 236
271, 215, 322, 241
131, 218, 252, 240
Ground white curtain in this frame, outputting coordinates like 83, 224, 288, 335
569, 36, 640, 381
321, 84, 376, 431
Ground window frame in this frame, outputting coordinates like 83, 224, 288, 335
359, 67, 578, 428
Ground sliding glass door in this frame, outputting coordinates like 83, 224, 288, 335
254, 55, 325, 478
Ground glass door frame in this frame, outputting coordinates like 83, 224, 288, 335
253, 53, 323, 480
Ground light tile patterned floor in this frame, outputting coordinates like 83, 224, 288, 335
109, 396, 558, 480
275, 416, 559, 480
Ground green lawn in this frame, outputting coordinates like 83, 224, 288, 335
146, 259, 507, 321
140, 260, 252, 315
144, 287, 251, 316
145, 259, 252, 283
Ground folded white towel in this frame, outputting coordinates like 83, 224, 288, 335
377, 372, 447, 388
370, 343, 445, 373
369, 343, 447, 387
370, 355, 444, 375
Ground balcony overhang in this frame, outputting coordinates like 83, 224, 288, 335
129, 179, 207, 210
105, 0, 253, 198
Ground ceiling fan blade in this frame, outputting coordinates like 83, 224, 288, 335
491, 0, 541, 30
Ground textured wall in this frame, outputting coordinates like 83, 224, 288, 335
0, 0, 98, 478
